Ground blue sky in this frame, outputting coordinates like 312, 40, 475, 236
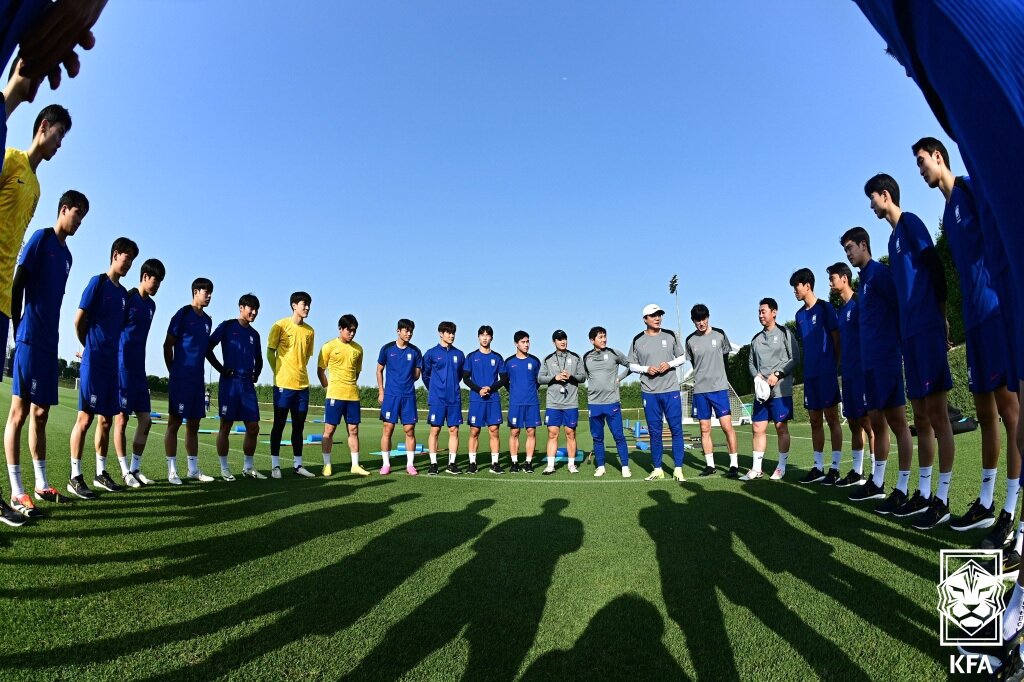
7, 1, 961, 384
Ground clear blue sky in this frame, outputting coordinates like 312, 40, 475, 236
6, 1, 961, 384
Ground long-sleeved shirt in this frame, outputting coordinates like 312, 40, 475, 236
582, 347, 630, 405
463, 349, 505, 404
627, 330, 686, 394
538, 349, 586, 409
748, 325, 799, 399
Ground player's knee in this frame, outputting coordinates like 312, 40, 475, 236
30, 405, 48, 423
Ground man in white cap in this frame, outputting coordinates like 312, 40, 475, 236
627, 304, 688, 481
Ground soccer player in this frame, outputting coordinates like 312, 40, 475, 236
163, 277, 215, 484
865, 173, 957, 529
67, 237, 137, 499
2, 190, 83, 521
207, 294, 263, 481
317, 314, 367, 477
743, 298, 799, 481
503, 330, 541, 474
539, 330, 586, 475
685, 304, 740, 478
376, 318, 422, 475
462, 325, 505, 475
422, 321, 465, 476
826, 262, 875, 487
112, 258, 164, 488
266, 292, 315, 478
627, 305, 687, 482
841, 227, 916, 513
583, 326, 632, 478
790, 268, 845, 485
913, 138, 1021, 538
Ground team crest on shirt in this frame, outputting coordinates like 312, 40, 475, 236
206, 324, 211, 333
527, 363, 532, 370
895, 238, 902, 253
490, 359, 496, 366
847, 310, 852, 321
567, 359, 572, 365
407, 353, 412, 361
955, 205, 962, 223
604, 353, 609, 360
711, 340, 717, 348
661, 339, 667, 347
452, 357, 458, 364
221, 405, 228, 415
772, 335, 778, 344
65, 261, 70, 275
811, 314, 817, 325
31, 379, 37, 393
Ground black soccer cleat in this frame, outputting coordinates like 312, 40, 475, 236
698, 466, 716, 477
835, 470, 864, 488
849, 479, 885, 502
0, 499, 28, 527
892, 490, 930, 518
798, 467, 826, 484
427, 463, 439, 476
93, 471, 123, 493
724, 466, 740, 480
445, 463, 462, 476
67, 475, 98, 500
912, 496, 951, 531
874, 488, 907, 516
981, 510, 1016, 550
1004, 549, 1022, 577
522, 461, 535, 474
489, 463, 505, 475
509, 462, 521, 473
821, 468, 841, 486
950, 497, 996, 532
466, 462, 479, 475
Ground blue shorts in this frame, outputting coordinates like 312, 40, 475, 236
966, 322, 1013, 394
380, 394, 418, 424
752, 395, 793, 424
169, 379, 206, 420
507, 403, 541, 429
325, 399, 361, 426
468, 400, 502, 427
863, 365, 906, 412
692, 390, 731, 420
11, 342, 58, 406
428, 402, 463, 427
274, 386, 309, 411
79, 358, 119, 416
119, 373, 152, 415
545, 408, 579, 428
803, 373, 841, 411
841, 371, 867, 419
901, 332, 953, 400
219, 377, 260, 423
0, 313, 8, 381
994, 271, 1023, 383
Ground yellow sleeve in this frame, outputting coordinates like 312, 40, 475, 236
266, 322, 281, 371
318, 341, 330, 371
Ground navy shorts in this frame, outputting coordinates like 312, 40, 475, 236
841, 371, 867, 419
119, 373, 152, 415
468, 399, 502, 427
752, 395, 793, 424
380, 394, 418, 424
169, 379, 206, 420
219, 377, 260, 422
274, 386, 309, 411
863, 365, 906, 412
692, 389, 731, 420
428, 402, 463, 427
507, 403, 541, 429
545, 408, 579, 428
79, 359, 120, 416
325, 399, 361, 426
966, 322, 1013, 394
901, 332, 953, 400
803, 373, 841, 411
11, 342, 58, 406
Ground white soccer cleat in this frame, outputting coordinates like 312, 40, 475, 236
168, 472, 183, 486
221, 470, 236, 482
243, 468, 267, 480
271, 466, 282, 479
567, 464, 579, 474
594, 466, 606, 478
188, 470, 215, 483
645, 468, 666, 481
123, 472, 142, 489
294, 466, 315, 478
769, 468, 786, 481
621, 466, 632, 479
136, 471, 156, 485
673, 467, 686, 482
739, 470, 764, 481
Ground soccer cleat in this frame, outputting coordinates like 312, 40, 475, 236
874, 488, 907, 515
10, 492, 42, 518
243, 468, 267, 480
466, 462, 479, 474
67, 475, 98, 500
427, 463, 439, 476
673, 467, 685, 482
34, 487, 68, 504
221, 470, 236, 482
522, 461, 535, 474
798, 467, 826, 484
406, 466, 418, 476
188, 470, 215, 483
835, 470, 865, 488
950, 497, 996, 532
133, 470, 156, 486
294, 466, 315, 478
567, 464, 579, 474
698, 466, 716, 477
980, 510, 1015, 550
322, 464, 333, 477
769, 468, 785, 481
509, 462, 522, 473
542, 467, 555, 476
822, 468, 841, 486
911, 497, 951, 530
0, 499, 27, 527
350, 464, 371, 477
123, 471, 142, 489
490, 463, 506, 475
645, 468, 666, 481
1003, 549, 1022, 579
848, 479, 885, 502
445, 463, 462, 476
891, 490, 930, 518
740, 470, 764, 482
594, 465, 606, 478
621, 466, 632, 478
271, 466, 282, 479
724, 466, 739, 479
93, 471, 123, 492
379, 465, 391, 476
168, 471, 183, 486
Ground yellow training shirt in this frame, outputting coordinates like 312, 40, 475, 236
267, 317, 315, 389
318, 338, 363, 401
0, 149, 41, 316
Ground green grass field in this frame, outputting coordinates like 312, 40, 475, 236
0, 386, 1000, 680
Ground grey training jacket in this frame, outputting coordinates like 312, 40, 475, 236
538, 349, 587, 409
748, 324, 800, 399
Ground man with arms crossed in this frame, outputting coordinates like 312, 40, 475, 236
685, 304, 740, 478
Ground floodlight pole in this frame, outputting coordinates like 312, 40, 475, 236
669, 274, 684, 382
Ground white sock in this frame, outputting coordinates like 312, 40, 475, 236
705, 453, 715, 467
547, 456, 555, 470
71, 459, 82, 479
871, 459, 887, 488
896, 470, 911, 494
1005, 478, 1021, 516
830, 451, 841, 471
429, 452, 438, 464
729, 453, 738, 468
271, 455, 281, 469
852, 449, 864, 475
117, 455, 129, 475
448, 453, 456, 464
351, 452, 360, 466
469, 452, 477, 464
293, 455, 302, 469
131, 454, 142, 472
510, 454, 519, 463
1015, 522, 1024, 554
918, 466, 933, 499
936, 471, 953, 504
166, 456, 178, 475
323, 452, 332, 466
7, 464, 24, 496
32, 459, 48, 490
187, 455, 199, 475
406, 452, 414, 467
813, 451, 823, 470
219, 455, 229, 470
981, 468, 998, 508
1005, 583, 1024, 640
96, 453, 106, 475
244, 455, 254, 470
869, 452, 875, 467
777, 452, 789, 471
491, 453, 499, 464
752, 451, 764, 473
381, 451, 390, 467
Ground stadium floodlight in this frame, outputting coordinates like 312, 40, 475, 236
669, 274, 678, 295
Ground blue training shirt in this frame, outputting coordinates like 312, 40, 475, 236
888, 212, 945, 339
945, 177, 1000, 330
795, 299, 839, 379
857, 259, 902, 369
119, 290, 155, 379
210, 319, 261, 379
837, 296, 863, 375
377, 341, 422, 398
422, 343, 465, 405
503, 353, 541, 406
167, 305, 212, 383
15, 228, 72, 353
464, 349, 505, 403
79, 274, 128, 370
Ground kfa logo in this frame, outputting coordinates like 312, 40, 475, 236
452, 356, 458, 364
407, 353, 412, 361
490, 358, 496, 366
604, 352, 609, 359
711, 339, 717, 348
65, 260, 71, 275
811, 314, 817, 325
937, 549, 1006, 648
895, 237, 902, 253
955, 204, 962, 223
90, 394, 97, 406
846, 310, 852, 321
527, 362, 532, 370
661, 339, 667, 347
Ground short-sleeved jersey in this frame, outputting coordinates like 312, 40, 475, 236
422, 343, 465, 405
464, 349, 504, 403
0, 149, 41, 317
119, 290, 156, 377
582, 347, 630, 404
504, 353, 541, 405
210, 319, 261, 379
14, 228, 71, 352
79, 274, 128, 369
888, 212, 945, 338
795, 300, 839, 379
377, 341, 422, 398
267, 317, 315, 390
857, 259, 902, 369
945, 177, 1000, 330
748, 325, 800, 399
318, 338, 363, 401
628, 330, 685, 394
684, 328, 732, 394
836, 296, 863, 375
168, 305, 213, 383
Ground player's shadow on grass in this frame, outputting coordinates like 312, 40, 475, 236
0, 497, 497, 677
343, 498, 584, 681
519, 593, 687, 681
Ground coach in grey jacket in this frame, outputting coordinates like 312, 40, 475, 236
539, 330, 587, 474
583, 326, 633, 478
